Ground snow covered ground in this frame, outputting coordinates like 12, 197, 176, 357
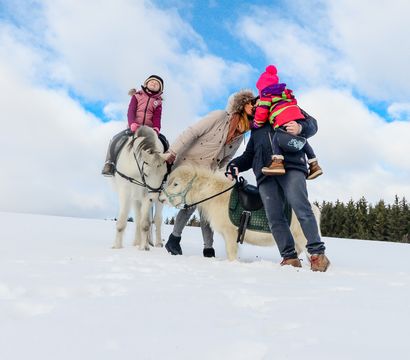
0, 211, 409, 360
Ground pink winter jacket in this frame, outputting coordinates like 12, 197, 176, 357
127, 89, 162, 133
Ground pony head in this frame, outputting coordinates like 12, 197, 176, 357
160, 166, 196, 208
127, 126, 168, 199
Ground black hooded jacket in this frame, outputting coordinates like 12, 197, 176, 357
229, 109, 318, 185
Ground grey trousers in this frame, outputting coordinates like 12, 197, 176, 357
258, 169, 326, 259
171, 206, 214, 249
104, 129, 130, 164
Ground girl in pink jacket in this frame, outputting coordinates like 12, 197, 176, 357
102, 75, 166, 176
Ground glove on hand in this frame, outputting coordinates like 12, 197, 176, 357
225, 163, 238, 180
130, 123, 139, 133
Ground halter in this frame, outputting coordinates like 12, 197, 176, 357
162, 174, 236, 210
115, 146, 167, 193
162, 175, 197, 209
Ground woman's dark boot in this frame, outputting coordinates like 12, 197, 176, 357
203, 248, 215, 258
165, 234, 182, 255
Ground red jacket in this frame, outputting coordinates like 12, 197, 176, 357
254, 83, 304, 128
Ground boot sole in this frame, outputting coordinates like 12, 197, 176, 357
311, 260, 330, 272
307, 170, 323, 180
165, 243, 182, 255
262, 168, 286, 176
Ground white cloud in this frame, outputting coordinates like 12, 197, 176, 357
387, 103, 410, 121
0, 45, 119, 217
235, 12, 334, 88
0, 0, 253, 218
234, 1, 410, 204
299, 88, 410, 204
236, 1, 410, 103
328, 0, 410, 101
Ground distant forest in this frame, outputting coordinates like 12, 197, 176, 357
165, 196, 410, 243
316, 196, 410, 243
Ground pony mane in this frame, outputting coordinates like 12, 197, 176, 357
128, 126, 161, 154
171, 165, 231, 190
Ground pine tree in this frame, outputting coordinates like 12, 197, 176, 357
187, 214, 200, 227
399, 197, 410, 243
355, 197, 369, 239
318, 201, 333, 236
333, 200, 346, 238
372, 200, 389, 241
388, 195, 402, 242
343, 199, 357, 238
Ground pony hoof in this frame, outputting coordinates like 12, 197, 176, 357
111, 245, 123, 249
155, 243, 163, 248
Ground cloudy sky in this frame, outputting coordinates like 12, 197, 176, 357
1, 0, 409, 219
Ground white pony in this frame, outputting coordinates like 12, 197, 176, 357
161, 166, 321, 261
112, 126, 168, 250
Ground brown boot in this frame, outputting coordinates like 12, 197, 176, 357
307, 159, 323, 180
280, 257, 302, 268
262, 156, 286, 176
310, 254, 330, 272
101, 162, 115, 177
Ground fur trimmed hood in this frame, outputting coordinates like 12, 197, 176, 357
226, 89, 256, 114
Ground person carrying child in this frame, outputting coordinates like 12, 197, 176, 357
253, 65, 322, 180
101, 74, 167, 176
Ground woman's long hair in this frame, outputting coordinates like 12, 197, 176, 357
226, 111, 251, 144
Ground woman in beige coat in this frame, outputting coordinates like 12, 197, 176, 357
165, 89, 256, 257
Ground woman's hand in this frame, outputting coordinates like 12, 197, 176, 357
284, 121, 302, 135
164, 150, 176, 164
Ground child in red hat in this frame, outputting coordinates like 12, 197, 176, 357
253, 65, 322, 179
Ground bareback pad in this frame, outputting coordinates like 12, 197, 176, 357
229, 181, 292, 233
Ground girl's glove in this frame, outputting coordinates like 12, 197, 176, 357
130, 123, 139, 133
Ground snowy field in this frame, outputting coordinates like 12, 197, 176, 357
0, 211, 409, 360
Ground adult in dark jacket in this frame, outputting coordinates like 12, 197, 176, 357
227, 110, 330, 271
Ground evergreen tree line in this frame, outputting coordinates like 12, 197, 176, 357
316, 196, 410, 243
164, 196, 410, 243
164, 215, 200, 227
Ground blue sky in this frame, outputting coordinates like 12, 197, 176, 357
1, 0, 410, 218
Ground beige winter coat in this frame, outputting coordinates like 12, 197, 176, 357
170, 110, 244, 170
169, 89, 255, 170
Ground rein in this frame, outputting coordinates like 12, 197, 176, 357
115, 149, 166, 193
163, 174, 237, 210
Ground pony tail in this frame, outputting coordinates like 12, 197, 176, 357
128, 88, 137, 96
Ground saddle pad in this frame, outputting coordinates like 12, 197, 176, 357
229, 187, 292, 233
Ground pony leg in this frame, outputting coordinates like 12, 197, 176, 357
132, 200, 142, 247
223, 227, 239, 261
113, 189, 131, 249
153, 201, 164, 247
138, 198, 152, 251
